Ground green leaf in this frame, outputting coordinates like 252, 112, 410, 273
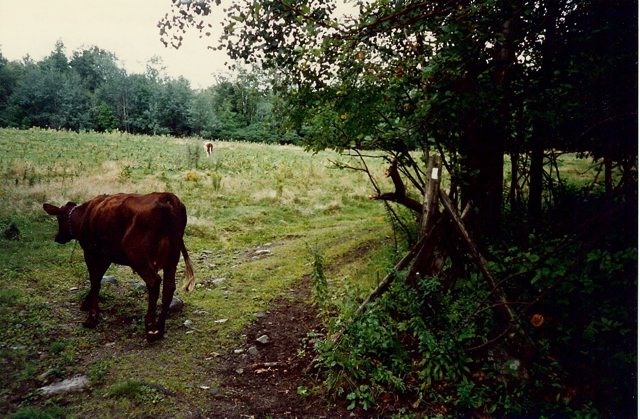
531, 271, 542, 284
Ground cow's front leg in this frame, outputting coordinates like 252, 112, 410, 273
82, 255, 110, 328
140, 266, 164, 342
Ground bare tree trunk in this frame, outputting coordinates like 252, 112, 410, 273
529, 1, 560, 226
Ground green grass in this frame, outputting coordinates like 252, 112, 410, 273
0, 128, 605, 417
0, 128, 391, 417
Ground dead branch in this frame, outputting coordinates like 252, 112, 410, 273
404, 213, 446, 287
369, 158, 423, 213
397, 158, 425, 195
383, 200, 416, 245
354, 235, 429, 317
389, 158, 407, 196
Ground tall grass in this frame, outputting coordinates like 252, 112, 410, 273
0, 128, 385, 221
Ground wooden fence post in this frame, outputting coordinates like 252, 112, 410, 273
420, 155, 442, 236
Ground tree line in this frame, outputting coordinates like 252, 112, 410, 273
0, 41, 291, 143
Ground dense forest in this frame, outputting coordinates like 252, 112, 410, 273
0, 41, 290, 143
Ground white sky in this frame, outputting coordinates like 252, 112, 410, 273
0, 0, 230, 89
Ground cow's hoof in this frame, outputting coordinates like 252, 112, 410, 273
146, 329, 163, 343
83, 310, 100, 328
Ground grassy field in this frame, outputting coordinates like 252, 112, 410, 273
0, 128, 606, 417
0, 128, 397, 417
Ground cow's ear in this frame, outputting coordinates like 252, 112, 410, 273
43, 203, 61, 216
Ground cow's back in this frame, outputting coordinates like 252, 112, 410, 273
78, 193, 187, 268
120, 192, 187, 231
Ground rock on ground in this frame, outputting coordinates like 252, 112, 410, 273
39, 375, 89, 395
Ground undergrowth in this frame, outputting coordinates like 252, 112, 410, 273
306, 188, 637, 417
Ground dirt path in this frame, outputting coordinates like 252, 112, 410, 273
198, 275, 354, 418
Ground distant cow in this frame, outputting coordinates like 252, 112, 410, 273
204, 142, 213, 157
43, 193, 195, 342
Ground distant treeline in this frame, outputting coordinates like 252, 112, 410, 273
0, 41, 298, 144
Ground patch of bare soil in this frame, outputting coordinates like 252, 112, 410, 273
199, 274, 355, 418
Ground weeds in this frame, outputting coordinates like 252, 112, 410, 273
0, 216, 22, 241
8, 404, 65, 419
107, 379, 166, 405
309, 243, 330, 313
209, 171, 222, 190
185, 143, 201, 169
107, 379, 142, 398
119, 165, 132, 182
88, 359, 114, 383
0, 288, 21, 305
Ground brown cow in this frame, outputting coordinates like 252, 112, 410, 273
43, 192, 195, 342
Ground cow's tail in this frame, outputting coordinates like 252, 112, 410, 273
181, 242, 196, 292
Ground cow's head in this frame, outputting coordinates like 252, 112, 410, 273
43, 202, 78, 244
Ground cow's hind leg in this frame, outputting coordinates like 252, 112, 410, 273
139, 266, 164, 342
157, 261, 177, 339
82, 256, 110, 328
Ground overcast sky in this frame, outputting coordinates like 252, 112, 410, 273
0, 0, 230, 89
